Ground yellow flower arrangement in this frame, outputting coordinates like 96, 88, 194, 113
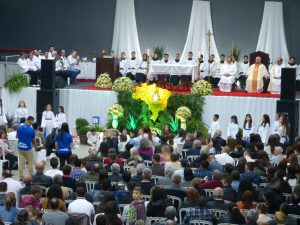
95, 73, 112, 88
112, 77, 135, 92
175, 106, 191, 121
132, 83, 171, 121
191, 80, 213, 96
108, 104, 124, 117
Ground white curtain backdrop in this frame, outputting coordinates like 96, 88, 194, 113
181, 0, 219, 62
111, 0, 142, 60
256, 1, 289, 63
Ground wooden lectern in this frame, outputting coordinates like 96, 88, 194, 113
96, 58, 120, 81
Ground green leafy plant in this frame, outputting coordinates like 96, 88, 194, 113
78, 125, 92, 136
4, 73, 29, 93
92, 125, 104, 132
75, 118, 89, 130
126, 114, 139, 131
168, 117, 179, 133
230, 41, 241, 62
153, 46, 166, 60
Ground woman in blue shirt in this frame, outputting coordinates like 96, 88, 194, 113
0, 192, 19, 223
55, 122, 74, 169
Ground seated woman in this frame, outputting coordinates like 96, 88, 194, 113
218, 205, 245, 224
161, 145, 171, 162
181, 188, 199, 208
138, 138, 153, 161
218, 56, 237, 92
41, 184, 66, 212
289, 184, 300, 215
147, 187, 173, 217
0, 130, 18, 170
165, 152, 181, 171
182, 167, 194, 187
256, 202, 273, 224
236, 190, 256, 210
275, 203, 297, 225
0, 192, 19, 223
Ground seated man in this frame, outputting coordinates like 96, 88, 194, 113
245, 56, 269, 93
268, 57, 285, 94
206, 187, 231, 210
203, 54, 217, 86
170, 53, 181, 86
32, 162, 52, 187
119, 52, 129, 76
238, 55, 250, 90
67, 50, 81, 84
126, 51, 139, 81
136, 53, 148, 84
17, 52, 40, 85
218, 56, 237, 92
19, 185, 42, 209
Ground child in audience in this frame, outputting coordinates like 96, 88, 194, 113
55, 106, 66, 129
242, 114, 255, 142
87, 128, 100, 148
208, 114, 220, 138
14, 100, 29, 123
257, 114, 270, 145
272, 112, 281, 135
129, 186, 146, 225
278, 113, 290, 144
41, 104, 55, 138
227, 115, 239, 139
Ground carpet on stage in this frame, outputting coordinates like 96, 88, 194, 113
82, 85, 281, 98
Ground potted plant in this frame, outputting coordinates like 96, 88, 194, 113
75, 118, 89, 133
175, 106, 191, 130
78, 125, 91, 144
4, 73, 29, 93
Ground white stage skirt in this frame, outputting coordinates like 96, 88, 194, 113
76, 62, 96, 80
2, 87, 289, 138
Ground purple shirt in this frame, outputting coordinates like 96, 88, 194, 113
138, 147, 153, 160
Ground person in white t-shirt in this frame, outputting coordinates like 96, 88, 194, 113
17, 52, 40, 85
44, 157, 63, 178
208, 114, 220, 138
55, 106, 67, 129
67, 50, 81, 84
226, 115, 239, 139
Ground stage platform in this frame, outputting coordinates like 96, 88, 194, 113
4, 82, 297, 138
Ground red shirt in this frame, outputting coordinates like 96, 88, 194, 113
200, 179, 222, 189
103, 157, 124, 166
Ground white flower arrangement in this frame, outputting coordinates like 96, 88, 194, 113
175, 106, 191, 121
112, 77, 135, 92
108, 104, 124, 117
95, 73, 112, 88
191, 80, 213, 96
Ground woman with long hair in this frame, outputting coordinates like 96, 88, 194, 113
227, 115, 239, 139
182, 167, 195, 187
55, 122, 74, 169
174, 128, 186, 145
243, 114, 255, 142
0, 192, 19, 223
14, 100, 29, 123
55, 106, 66, 129
264, 134, 279, 155
257, 114, 270, 145
263, 190, 279, 214
181, 188, 200, 208
147, 187, 172, 217
236, 180, 256, 201
284, 165, 298, 191
103, 201, 122, 225
236, 190, 256, 210
278, 113, 290, 144
41, 184, 66, 212
0, 130, 18, 170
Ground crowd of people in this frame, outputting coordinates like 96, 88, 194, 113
0, 97, 298, 225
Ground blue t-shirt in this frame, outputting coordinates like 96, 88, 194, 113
55, 132, 73, 155
17, 124, 35, 151
0, 206, 19, 223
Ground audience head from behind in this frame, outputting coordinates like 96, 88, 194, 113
47, 184, 63, 200
120, 134, 127, 143
0, 182, 7, 192
150, 186, 168, 202
165, 206, 177, 221
184, 167, 194, 181
50, 157, 59, 169
245, 209, 259, 223
53, 174, 63, 186
213, 187, 224, 200
31, 185, 42, 198
212, 170, 222, 181
186, 187, 200, 205
96, 214, 107, 225
62, 164, 72, 176
49, 197, 60, 210
221, 174, 232, 187
142, 168, 152, 181
76, 186, 86, 198
3, 170, 13, 179
164, 166, 174, 177
170, 152, 180, 163
180, 159, 189, 168
136, 163, 145, 176
111, 163, 120, 175
14, 209, 29, 225
171, 174, 181, 186
98, 169, 109, 183
185, 133, 194, 142
5, 192, 16, 211
152, 154, 160, 164
65, 217, 81, 225
224, 163, 234, 174
35, 162, 46, 173
196, 196, 208, 208
192, 140, 202, 149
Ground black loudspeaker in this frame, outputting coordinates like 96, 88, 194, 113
41, 59, 56, 90
281, 68, 296, 101
36, 90, 59, 124
276, 100, 299, 142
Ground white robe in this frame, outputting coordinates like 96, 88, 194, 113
227, 123, 239, 139
0, 107, 7, 125
137, 61, 148, 74
278, 125, 289, 143
55, 112, 67, 129
183, 59, 197, 65
14, 107, 29, 121
203, 61, 217, 78
257, 123, 270, 145
239, 62, 249, 76
119, 59, 129, 76
243, 122, 256, 140
218, 63, 238, 92
272, 120, 280, 135
128, 58, 140, 75
215, 62, 225, 78
208, 120, 220, 137
41, 111, 56, 137
268, 64, 285, 94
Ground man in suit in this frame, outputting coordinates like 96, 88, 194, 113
221, 174, 236, 202
157, 166, 174, 186
150, 154, 165, 176
206, 187, 231, 210
164, 174, 187, 202
32, 162, 52, 187
62, 164, 77, 192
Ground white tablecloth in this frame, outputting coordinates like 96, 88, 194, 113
149, 64, 198, 82
76, 62, 96, 79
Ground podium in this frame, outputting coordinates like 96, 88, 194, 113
96, 57, 120, 81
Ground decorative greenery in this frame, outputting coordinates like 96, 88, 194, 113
125, 114, 140, 131
108, 104, 124, 117
175, 107, 191, 121
168, 117, 179, 133
78, 125, 92, 136
93, 125, 104, 132
112, 77, 135, 92
75, 118, 89, 130
230, 40, 241, 62
95, 72, 112, 88
153, 46, 166, 60
4, 73, 29, 93
191, 80, 213, 96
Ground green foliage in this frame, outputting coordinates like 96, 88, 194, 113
93, 125, 104, 132
168, 117, 179, 133
126, 114, 140, 131
4, 73, 29, 93
153, 46, 166, 60
78, 125, 92, 135
230, 41, 241, 62
75, 118, 89, 130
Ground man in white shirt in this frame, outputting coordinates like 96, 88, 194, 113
48, 46, 55, 59
68, 186, 95, 223
126, 51, 139, 81
286, 56, 300, 91
119, 52, 129, 76
184, 51, 197, 65
67, 50, 81, 84
238, 55, 249, 90
203, 54, 217, 86
215, 54, 226, 86
215, 146, 235, 166
218, 56, 238, 92
2, 170, 22, 204
27, 52, 37, 71
268, 57, 285, 94
17, 52, 40, 85
45, 157, 63, 178
33, 50, 42, 69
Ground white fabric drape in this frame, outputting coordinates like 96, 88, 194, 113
111, 0, 142, 60
181, 0, 219, 62
256, 1, 289, 63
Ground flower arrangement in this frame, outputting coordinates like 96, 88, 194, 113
175, 106, 191, 121
191, 80, 213, 96
95, 73, 112, 88
108, 104, 124, 117
112, 77, 135, 92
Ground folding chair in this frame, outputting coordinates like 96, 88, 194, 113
189, 220, 213, 225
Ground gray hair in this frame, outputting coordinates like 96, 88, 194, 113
214, 129, 222, 137
193, 140, 202, 148
165, 206, 177, 220
213, 187, 224, 199
143, 168, 152, 180
246, 209, 259, 223
136, 163, 145, 175
171, 174, 181, 185
111, 163, 120, 174
165, 166, 175, 177
140, 137, 150, 149
212, 170, 222, 180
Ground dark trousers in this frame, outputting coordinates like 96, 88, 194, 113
136, 73, 147, 84
58, 152, 71, 169
296, 80, 300, 91
26, 70, 40, 85
239, 75, 247, 90
263, 76, 270, 92
126, 73, 135, 81
2, 153, 18, 170
170, 75, 180, 85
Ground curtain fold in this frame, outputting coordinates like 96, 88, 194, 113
111, 0, 142, 60
256, 1, 289, 63
181, 0, 219, 61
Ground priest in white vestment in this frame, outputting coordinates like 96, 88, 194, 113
268, 57, 285, 94
215, 54, 226, 86
218, 56, 237, 92
245, 56, 269, 93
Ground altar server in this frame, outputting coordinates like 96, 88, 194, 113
227, 115, 239, 139
0, 99, 7, 126
184, 51, 197, 65
55, 106, 67, 129
278, 113, 290, 144
14, 100, 29, 122
218, 56, 237, 92
242, 114, 255, 142
17, 52, 40, 85
287, 57, 300, 87
203, 54, 217, 85
126, 51, 139, 80
41, 104, 56, 137
119, 52, 129, 76
67, 50, 81, 84
170, 53, 181, 85
245, 56, 269, 93
268, 57, 285, 94
215, 54, 226, 85
257, 114, 270, 145
136, 53, 148, 84
208, 114, 220, 138
33, 49, 42, 69
158, 53, 171, 84
27, 52, 37, 71
149, 52, 161, 81
48, 46, 55, 59
238, 55, 249, 90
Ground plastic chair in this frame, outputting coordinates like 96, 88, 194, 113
142, 195, 151, 202
168, 195, 182, 209
85, 181, 97, 192
146, 217, 165, 225
0, 146, 9, 177
204, 189, 214, 197
211, 209, 228, 219
179, 207, 193, 225
189, 220, 213, 225
187, 155, 198, 163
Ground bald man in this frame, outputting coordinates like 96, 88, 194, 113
32, 162, 52, 187
20, 175, 33, 195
